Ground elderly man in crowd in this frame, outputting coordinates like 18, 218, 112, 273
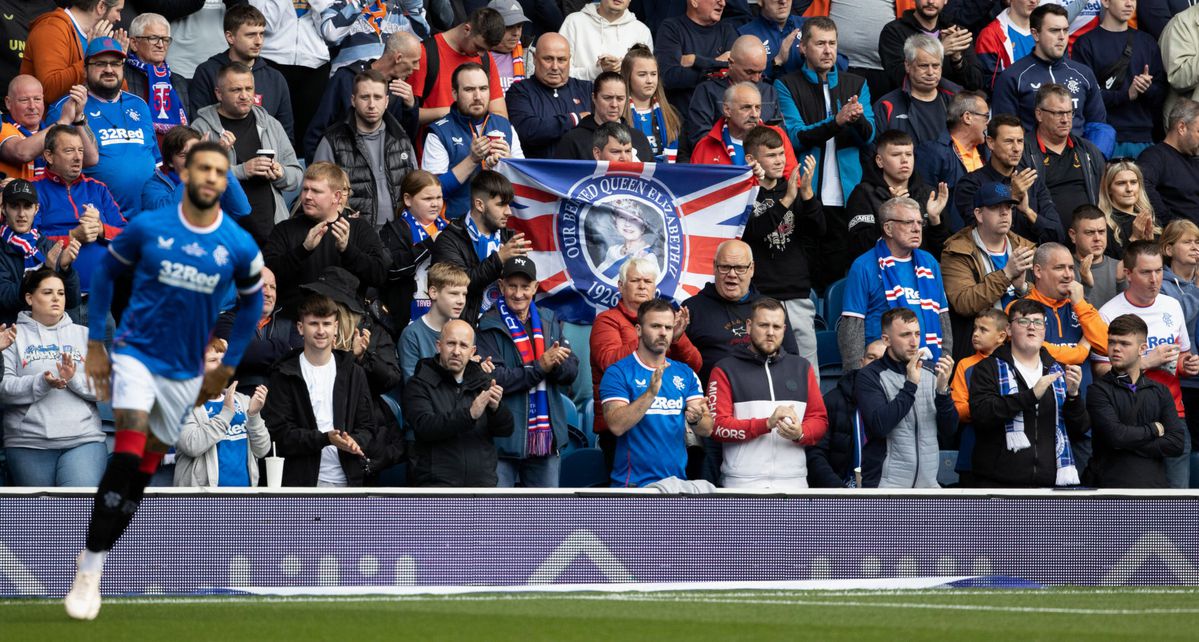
686, 35, 781, 147
506, 33, 592, 159
124, 12, 190, 145
692, 82, 796, 174
0, 76, 96, 182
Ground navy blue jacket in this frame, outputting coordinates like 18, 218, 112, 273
1072, 26, 1166, 144
0, 235, 81, 325
807, 370, 858, 488
952, 162, 1063, 243
505, 76, 592, 159
1138, 142, 1199, 225
655, 14, 739, 118
737, 14, 807, 81
991, 53, 1116, 155
304, 59, 420, 161
915, 130, 987, 194
873, 78, 960, 146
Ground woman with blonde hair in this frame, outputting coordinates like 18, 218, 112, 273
621, 44, 681, 163
1160, 218, 1199, 487
1098, 160, 1160, 258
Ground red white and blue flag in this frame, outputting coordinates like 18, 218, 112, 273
497, 159, 758, 324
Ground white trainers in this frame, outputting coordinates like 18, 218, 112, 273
64, 552, 102, 621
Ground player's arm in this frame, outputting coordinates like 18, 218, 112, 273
222, 251, 267, 371
84, 249, 135, 400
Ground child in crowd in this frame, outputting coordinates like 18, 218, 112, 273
951, 309, 1010, 486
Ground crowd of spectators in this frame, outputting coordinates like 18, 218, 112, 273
1, 0, 1198, 491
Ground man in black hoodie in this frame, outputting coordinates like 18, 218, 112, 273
808, 340, 886, 487
403, 318, 514, 487
1086, 313, 1186, 488
742, 125, 822, 377
189, 5, 294, 140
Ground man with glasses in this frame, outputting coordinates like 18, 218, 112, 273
1021, 84, 1104, 231
45, 37, 159, 219
686, 35, 782, 148
915, 90, 989, 201
992, 4, 1114, 155
683, 239, 797, 482
124, 13, 190, 147
968, 299, 1088, 487
840, 196, 952, 372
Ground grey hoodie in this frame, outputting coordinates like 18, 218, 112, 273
0, 311, 100, 449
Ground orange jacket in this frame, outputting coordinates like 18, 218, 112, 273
21, 9, 86, 103
590, 303, 703, 433
1007, 286, 1109, 364
951, 351, 990, 424
804, 0, 915, 20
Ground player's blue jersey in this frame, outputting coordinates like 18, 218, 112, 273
107, 205, 263, 380
599, 352, 703, 488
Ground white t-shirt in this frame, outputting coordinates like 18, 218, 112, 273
1013, 356, 1043, 392
1096, 293, 1191, 369
301, 353, 345, 487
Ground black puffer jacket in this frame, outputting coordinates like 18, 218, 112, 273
431, 217, 512, 325
262, 349, 376, 487
1085, 370, 1186, 488
807, 370, 858, 488
320, 110, 417, 226
402, 357, 514, 487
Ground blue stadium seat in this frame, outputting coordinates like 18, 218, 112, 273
810, 289, 827, 331
816, 330, 841, 370
380, 394, 403, 429
559, 448, 608, 488
579, 399, 596, 446
824, 278, 847, 328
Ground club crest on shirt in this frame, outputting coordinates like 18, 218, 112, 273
1163, 313, 1174, 328
213, 245, 230, 267
673, 375, 685, 391
127, 109, 141, 122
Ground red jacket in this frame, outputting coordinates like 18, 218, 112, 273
590, 302, 702, 433
690, 119, 799, 178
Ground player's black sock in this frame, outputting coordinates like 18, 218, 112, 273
84, 453, 140, 553
105, 470, 154, 550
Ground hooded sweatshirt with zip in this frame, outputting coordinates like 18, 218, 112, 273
558, 3, 653, 82
0, 311, 100, 450
682, 282, 799, 385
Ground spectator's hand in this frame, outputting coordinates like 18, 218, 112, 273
497, 232, 531, 262
0, 324, 14, 351
1067, 278, 1086, 304
1063, 364, 1082, 395
470, 383, 494, 419
85, 340, 111, 401
1010, 168, 1037, 203
648, 362, 665, 397
352, 328, 370, 358
1077, 252, 1095, 288
389, 78, 415, 108
46, 242, 63, 269
672, 306, 690, 342
1003, 244, 1035, 281
1182, 353, 1199, 377
57, 85, 88, 125
940, 25, 973, 60
715, 51, 731, 63
486, 381, 504, 410
776, 29, 799, 66
87, 18, 114, 40
926, 182, 949, 225
212, 129, 237, 151
598, 54, 621, 73
195, 363, 234, 406
248, 385, 268, 416
471, 354, 496, 374
60, 238, 81, 269
685, 399, 705, 425
244, 156, 274, 179
797, 155, 817, 201
72, 206, 102, 244
57, 351, 76, 383
1129, 65, 1153, 100
1032, 371, 1063, 399
888, 184, 910, 200
330, 217, 351, 252
268, 160, 283, 181
934, 355, 954, 392
748, 158, 766, 182
329, 429, 363, 456
302, 220, 330, 251
1132, 208, 1157, 241
222, 381, 238, 412
680, 54, 696, 68
768, 405, 797, 431
112, 28, 129, 53
537, 341, 571, 372
469, 134, 492, 163
835, 96, 860, 125
905, 349, 923, 385
1144, 343, 1181, 370
43, 370, 67, 389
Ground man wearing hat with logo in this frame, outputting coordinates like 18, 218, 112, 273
476, 255, 578, 487
941, 181, 1037, 361
45, 37, 161, 219
487, 0, 532, 93
0, 179, 82, 323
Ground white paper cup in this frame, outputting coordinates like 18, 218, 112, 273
265, 456, 284, 488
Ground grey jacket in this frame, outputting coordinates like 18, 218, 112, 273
173, 392, 271, 487
0, 311, 100, 450
192, 104, 303, 226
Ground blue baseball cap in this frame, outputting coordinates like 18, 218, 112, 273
85, 37, 126, 61
974, 181, 1019, 209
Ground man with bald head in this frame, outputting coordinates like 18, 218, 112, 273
306, 30, 424, 159
691, 83, 797, 175
687, 35, 781, 147
0, 76, 98, 182
403, 318, 515, 487
506, 32, 593, 159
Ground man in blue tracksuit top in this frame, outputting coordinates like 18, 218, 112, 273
991, 4, 1115, 156
421, 63, 521, 219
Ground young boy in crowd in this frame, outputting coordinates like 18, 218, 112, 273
399, 263, 470, 381
950, 309, 1010, 486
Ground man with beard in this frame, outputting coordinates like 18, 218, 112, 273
46, 38, 159, 219
422, 63, 521, 219
65, 140, 264, 620
600, 298, 712, 487
555, 71, 651, 161
0, 75, 97, 182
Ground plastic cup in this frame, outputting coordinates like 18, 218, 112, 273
265, 456, 284, 488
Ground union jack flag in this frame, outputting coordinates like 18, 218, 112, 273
496, 159, 758, 323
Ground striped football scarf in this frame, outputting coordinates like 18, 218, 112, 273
874, 238, 944, 360
996, 358, 1079, 486
0, 225, 45, 271
496, 296, 552, 457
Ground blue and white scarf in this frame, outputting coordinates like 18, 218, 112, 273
721, 122, 745, 166
875, 238, 944, 360
125, 53, 187, 135
0, 224, 45, 271
633, 102, 678, 163
402, 209, 446, 244
496, 296, 552, 457
996, 358, 1079, 486
465, 213, 503, 312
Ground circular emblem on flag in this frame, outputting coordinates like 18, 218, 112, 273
556, 173, 684, 311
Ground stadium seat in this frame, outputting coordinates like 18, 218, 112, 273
580, 399, 596, 446
1190, 453, 1199, 489
380, 394, 403, 429
559, 447, 608, 488
824, 278, 847, 328
810, 289, 827, 331
938, 450, 960, 487
816, 330, 841, 373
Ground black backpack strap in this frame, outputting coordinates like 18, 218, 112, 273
1097, 31, 1136, 91
421, 36, 440, 101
